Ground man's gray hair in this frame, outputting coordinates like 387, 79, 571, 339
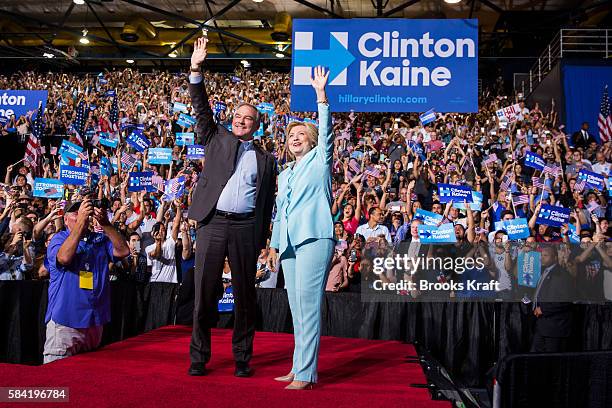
234, 102, 261, 124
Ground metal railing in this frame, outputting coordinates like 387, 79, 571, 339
518, 29, 610, 95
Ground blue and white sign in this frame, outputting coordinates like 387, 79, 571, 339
99, 133, 119, 148
517, 251, 541, 288
568, 224, 580, 243
419, 108, 436, 125
454, 190, 483, 211
537, 204, 570, 228
218, 286, 234, 312
175, 132, 195, 146
60, 165, 88, 186
128, 171, 154, 192
172, 102, 188, 113
59, 140, 83, 160
148, 148, 173, 165
177, 113, 196, 128
437, 183, 473, 203
414, 208, 443, 226
503, 218, 530, 240
257, 102, 275, 115
100, 157, 113, 177
290, 19, 478, 112
578, 169, 605, 190
33, 178, 64, 198
126, 130, 150, 152
187, 144, 205, 160
524, 151, 545, 171
418, 223, 457, 243
0, 90, 48, 119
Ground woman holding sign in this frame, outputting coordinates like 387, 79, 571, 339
268, 66, 334, 390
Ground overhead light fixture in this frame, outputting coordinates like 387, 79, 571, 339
252, 0, 264, 3
43, 52, 55, 59
240, 59, 249, 65
73, 0, 85, 4
275, 53, 284, 58
443, 0, 461, 3
169, 52, 177, 58
80, 28, 89, 44
126, 59, 135, 64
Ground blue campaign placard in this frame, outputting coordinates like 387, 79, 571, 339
537, 204, 570, 228
126, 130, 150, 152
0, 90, 48, 119
524, 151, 545, 171
414, 208, 443, 226
59, 140, 83, 160
257, 102, 275, 115
33, 178, 64, 198
177, 113, 196, 128
187, 144, 205, 160
517, 251, 541, 288
290, 19, 478, 113
418, 223, 457, 243
175, 132, 195, 146
99, 133, 119, 148
148, 148, 173, 165
218, 286, 234, 312
172, 102, 188, 113
503, 218, 530, 240
568, 224, 581, 243
437, 183, 473, 203
128, 171, 154, 192
578, 169, 605, 190
454, 190, 483, 211
60, 165, 88, 186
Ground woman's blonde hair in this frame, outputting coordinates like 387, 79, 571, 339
285, 121, 319, 161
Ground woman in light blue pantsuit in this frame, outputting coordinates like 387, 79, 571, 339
268, 66, 334, 390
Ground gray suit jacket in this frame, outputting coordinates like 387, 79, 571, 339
187, 80, 276, 251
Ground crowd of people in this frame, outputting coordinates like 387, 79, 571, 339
1, 67, 611, 302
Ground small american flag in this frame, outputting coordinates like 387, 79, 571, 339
110, 95, 119, 128
152, 174, 164, 191
543, 164, 560, 177
74, 100, 87, 137
24, 103, 43, 169
512, 194, 530, 205
598, 85, 612, 143
50, 146, 58, 155
348, 159, 361, 174
121, 152, 137, 170
532, 176, 545, 188
484, 153, 498, 166
500, 175, 512, 191
574, 178, 587, 193
587, 200, 600, 213
364, 166, 381, 178
163, 176, 186, 201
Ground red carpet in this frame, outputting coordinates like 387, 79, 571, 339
0, 326, 449, 408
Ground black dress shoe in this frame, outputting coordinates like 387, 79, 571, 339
234, 364, 253, 378
188, 362, 206, 376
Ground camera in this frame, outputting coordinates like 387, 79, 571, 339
348, 249, 358, 263
92, 198, 109, 209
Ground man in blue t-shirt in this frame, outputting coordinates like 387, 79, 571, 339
43, 197, 129, 364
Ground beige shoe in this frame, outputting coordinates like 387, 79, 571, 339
285, 380, 314, 390
274, 373, 294, 382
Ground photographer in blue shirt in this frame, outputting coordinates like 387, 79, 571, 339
43, 196, 130, 364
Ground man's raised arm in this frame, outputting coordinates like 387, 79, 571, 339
189, 37, 215, 146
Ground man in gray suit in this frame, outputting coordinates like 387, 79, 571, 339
187, 37, 276, 377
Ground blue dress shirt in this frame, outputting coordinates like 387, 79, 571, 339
44, 230, 115, 329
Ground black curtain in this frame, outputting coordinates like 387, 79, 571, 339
1, 281, 611, 388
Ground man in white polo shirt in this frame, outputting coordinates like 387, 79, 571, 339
356, 207, 391, 243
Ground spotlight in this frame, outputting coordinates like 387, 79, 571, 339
240, 59, 249, 66
43, 52, 55, 58
443, 0, 461, 3
79, 37, 90, 44
169, 52, 177, 58
252, 0, 264, 3
126, 59, 135, 64
73, 0, 85, 4
275, 53, 284, 58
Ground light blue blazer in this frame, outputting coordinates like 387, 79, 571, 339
270, 103, 334, 257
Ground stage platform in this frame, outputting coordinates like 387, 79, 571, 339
0, 326, 450, 407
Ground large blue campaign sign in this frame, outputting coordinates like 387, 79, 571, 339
503, 218, 530, 240
128, 172, 155, 192
60, 165, 88, 186
187, 144, 205, 160
517, 251, 541, 288
148, 148, 173, 165
290, 19, 478, 113
524, 151, 545, 171
0, 90, 48, 119
578, 169, 605, 190
59, 140, 83, 160
33, 178, 64, 198
418, 223, 457, 243
537, 205, 570, 228
437, 183, 473, 203
175, 132, 195, 146
126, 130, 150, 152
413, 208, 443, 226
218, 287, 234, 312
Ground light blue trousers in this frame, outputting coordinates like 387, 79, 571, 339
280, 237, 334, 383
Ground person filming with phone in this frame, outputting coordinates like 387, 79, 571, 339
43, 195, 130, 363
